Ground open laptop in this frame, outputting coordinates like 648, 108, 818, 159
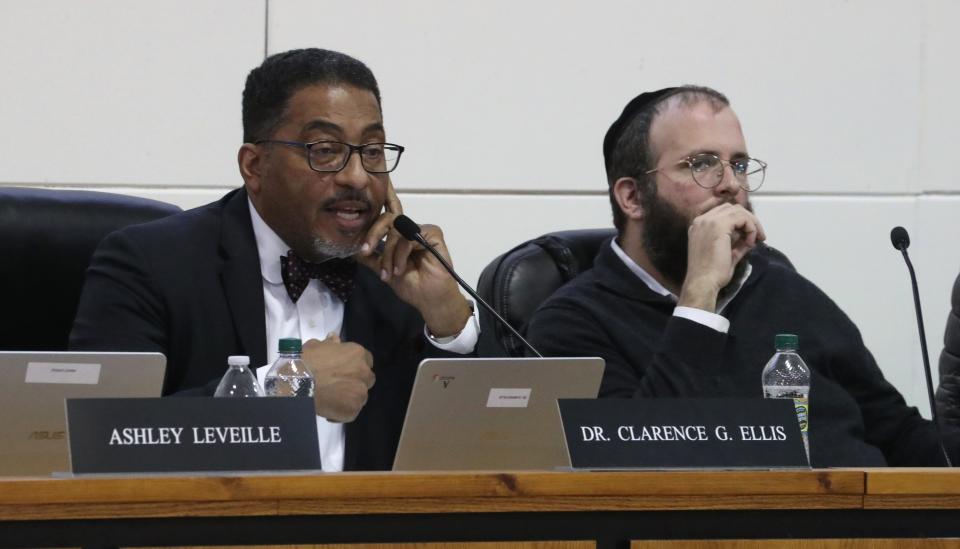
393, 357, 604, 471
0, 351, 166, 477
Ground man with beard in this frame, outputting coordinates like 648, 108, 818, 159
526, 86, 960, 467
70, 49, 478, 471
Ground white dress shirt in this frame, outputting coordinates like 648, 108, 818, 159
247, 200, 478, 471
610, 239, 751, 334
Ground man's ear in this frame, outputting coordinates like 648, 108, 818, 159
238, 143, 264, 196
612, 177, 644, 222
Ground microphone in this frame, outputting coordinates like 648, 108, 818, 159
890, 226, 909, 250
393, 215, 543, 358
890, 226, 952, 466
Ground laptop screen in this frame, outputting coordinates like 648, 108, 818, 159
0, 351, 166, 477
393, 357, 604, 471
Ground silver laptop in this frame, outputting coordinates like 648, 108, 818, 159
393, 357, 604, 471
0, 351, 166, 477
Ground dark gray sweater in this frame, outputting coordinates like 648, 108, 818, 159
527, 240, 959, 467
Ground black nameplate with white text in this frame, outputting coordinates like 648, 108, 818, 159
66, 397, 321, 474
558, 398, 808, 469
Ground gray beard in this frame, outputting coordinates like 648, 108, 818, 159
307, 238, 361, 261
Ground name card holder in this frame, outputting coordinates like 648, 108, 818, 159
66, 397, 321, 474
558, 398, 808, 470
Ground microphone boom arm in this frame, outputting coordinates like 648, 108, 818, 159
892, 226, 953, 467
409, 232, 544, 358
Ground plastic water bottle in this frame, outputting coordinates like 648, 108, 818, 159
761, 333, 811, 460
214, 355, 263, 397
264, 338, 315, 398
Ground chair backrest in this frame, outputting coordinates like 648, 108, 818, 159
476, 228, 795, 357
936, 271, 960, 426
0, 187, 182, 351
477, 229, 615, 357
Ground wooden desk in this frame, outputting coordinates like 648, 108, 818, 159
864, 467, 960, 509
0, 469, 958, 548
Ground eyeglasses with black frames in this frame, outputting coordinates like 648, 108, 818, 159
645, 153, 767, 192
255, 140, 405, 174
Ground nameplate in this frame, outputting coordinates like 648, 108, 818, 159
66, 397, 321, 474
558, 398, 808, 469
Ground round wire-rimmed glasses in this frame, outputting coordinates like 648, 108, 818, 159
646, 153, 767, 192
255, 139, 405, 174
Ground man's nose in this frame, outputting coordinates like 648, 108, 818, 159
714, 162, 742, 195
333, 150, 370, 189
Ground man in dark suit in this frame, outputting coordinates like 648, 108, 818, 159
70, 48, 478, 471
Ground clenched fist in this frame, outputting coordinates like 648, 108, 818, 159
301, 334, 375, 422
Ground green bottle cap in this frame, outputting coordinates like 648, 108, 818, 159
774, 334, 798, 351
278, 338, 302, 353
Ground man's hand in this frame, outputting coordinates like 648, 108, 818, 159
358, 178, 403, 263
302, 335, 375, 423
355, 181, 471, 338
678, 203, 765, 312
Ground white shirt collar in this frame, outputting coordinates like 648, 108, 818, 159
609, 238, 751, 313
610, 238, 674, 298
248, 198, 288, 285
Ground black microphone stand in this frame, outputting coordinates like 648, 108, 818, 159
893, 226, 953, 467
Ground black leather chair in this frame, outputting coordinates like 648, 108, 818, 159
936, 271, 960, 426
0, 187, 181, 351
476, 228, 795, 357
477, 229, 616, 357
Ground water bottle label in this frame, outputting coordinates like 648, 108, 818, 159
792, 397, 809, 433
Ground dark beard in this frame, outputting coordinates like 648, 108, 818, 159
641, 190, 691, 290
641, 191, 751, 296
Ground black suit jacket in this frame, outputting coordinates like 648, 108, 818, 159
70, 187, 451, 470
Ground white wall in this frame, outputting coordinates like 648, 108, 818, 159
2, 0, 958, 416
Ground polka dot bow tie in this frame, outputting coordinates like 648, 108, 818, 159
280, 250, 357, 304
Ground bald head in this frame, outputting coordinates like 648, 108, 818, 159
647, 96, 747, 178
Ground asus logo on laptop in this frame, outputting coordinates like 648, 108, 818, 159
28, 430, 65, 440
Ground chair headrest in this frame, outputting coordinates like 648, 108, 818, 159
477, 229, 615, 356
942, 272, 960, 360
0, 187, 182, 350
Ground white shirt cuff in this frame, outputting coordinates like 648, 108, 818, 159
673, 305, 730, 334
423, 301, 480, 354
